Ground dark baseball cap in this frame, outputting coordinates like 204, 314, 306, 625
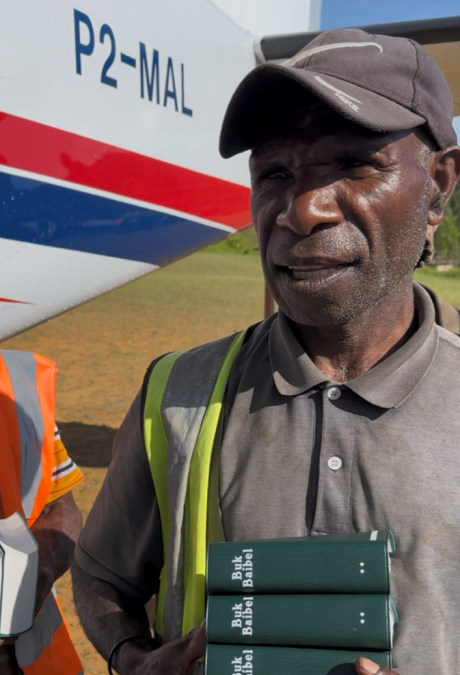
219, 28, 457, 158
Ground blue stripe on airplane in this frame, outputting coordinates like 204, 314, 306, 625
0, 172, 227, 265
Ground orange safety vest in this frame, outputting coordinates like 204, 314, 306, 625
0, 350, 83, 675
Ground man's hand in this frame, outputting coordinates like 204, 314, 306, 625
356, 656, 401, 675
116, 623, 206, 675
34, 562, 55, 615
31, 491, 82, 589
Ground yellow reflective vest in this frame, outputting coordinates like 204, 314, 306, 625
143, 331, 246, 642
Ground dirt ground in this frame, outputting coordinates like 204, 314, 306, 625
1, 251, 264, 674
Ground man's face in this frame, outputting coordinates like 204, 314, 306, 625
250, 105, 432, 326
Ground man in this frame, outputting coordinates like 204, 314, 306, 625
72, 28, 460, 675
0, 351, 84, 674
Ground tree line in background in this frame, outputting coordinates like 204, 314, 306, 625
435, 185, 460, 263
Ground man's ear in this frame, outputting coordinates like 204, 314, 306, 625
428, 146, 460, 226
420, 223, 438, 267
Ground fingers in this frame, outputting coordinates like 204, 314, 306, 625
186, 621, 207, 663
355, 656, 399, 675
0, 637, 18, 646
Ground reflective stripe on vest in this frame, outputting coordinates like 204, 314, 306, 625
144, 331, 246, 642
0, 351, 83, 674
16, 593, 83, 675
0, 351, 55, 526
16, 593, 62, 666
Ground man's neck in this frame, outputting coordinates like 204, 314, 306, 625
291, 280, 417, 383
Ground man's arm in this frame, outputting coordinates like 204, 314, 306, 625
31, 490, 82, 612
72, 561, 206, 675
70, 387, 206, 673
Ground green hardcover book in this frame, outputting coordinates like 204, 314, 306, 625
205, 645, 396, 675
206, 594, 399, 650
207, 530, 395, 595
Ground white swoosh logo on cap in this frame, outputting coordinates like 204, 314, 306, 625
285, 41, 383, 67
314, 75, 362, 112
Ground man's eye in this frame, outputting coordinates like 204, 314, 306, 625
341, 158, 370, 170
262, 168, 290, 180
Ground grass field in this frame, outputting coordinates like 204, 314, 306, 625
1, 235, 459, 673
413, 265, 460, 305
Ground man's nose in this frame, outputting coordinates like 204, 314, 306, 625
276, 187, 343, 236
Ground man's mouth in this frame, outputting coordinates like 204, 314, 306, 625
287, 262, 351, 280
277, 259, 355, 290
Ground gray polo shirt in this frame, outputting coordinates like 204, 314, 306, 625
76, 283, 460, 674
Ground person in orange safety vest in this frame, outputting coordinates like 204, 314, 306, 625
0, 350, 84, 674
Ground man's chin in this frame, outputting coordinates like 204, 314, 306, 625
271, 281, 367, 327
281, 304, 360, 327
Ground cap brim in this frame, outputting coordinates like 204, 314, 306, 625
219, 64, 426, 158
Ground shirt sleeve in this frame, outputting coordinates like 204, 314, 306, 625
74, 380, 164, 605
45, 425, 84, 504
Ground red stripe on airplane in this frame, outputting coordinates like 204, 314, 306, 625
0, 297, 30, 304
0, 111, 252, 229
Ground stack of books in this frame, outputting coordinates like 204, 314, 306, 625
205, 530, 398, 675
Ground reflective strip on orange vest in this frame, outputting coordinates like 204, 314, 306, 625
16, 593, 62, 666
0, 351, 83, 674
1, 351, 48, 522
0, 353, 23, 517
17, 593, 83, 675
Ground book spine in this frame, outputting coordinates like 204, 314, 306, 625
206, 594, 395, 650
205, 645, 394, 675
207, 540, 390, 594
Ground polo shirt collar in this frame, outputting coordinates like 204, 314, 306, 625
269, 283, 439, 409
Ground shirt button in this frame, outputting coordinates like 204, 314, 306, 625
328, 456, 343, 471
327, 386, 341, 400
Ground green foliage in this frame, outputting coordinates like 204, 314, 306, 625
434, 187, 460, 262
434, 208, 460, 260
203, 226, 259, 255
